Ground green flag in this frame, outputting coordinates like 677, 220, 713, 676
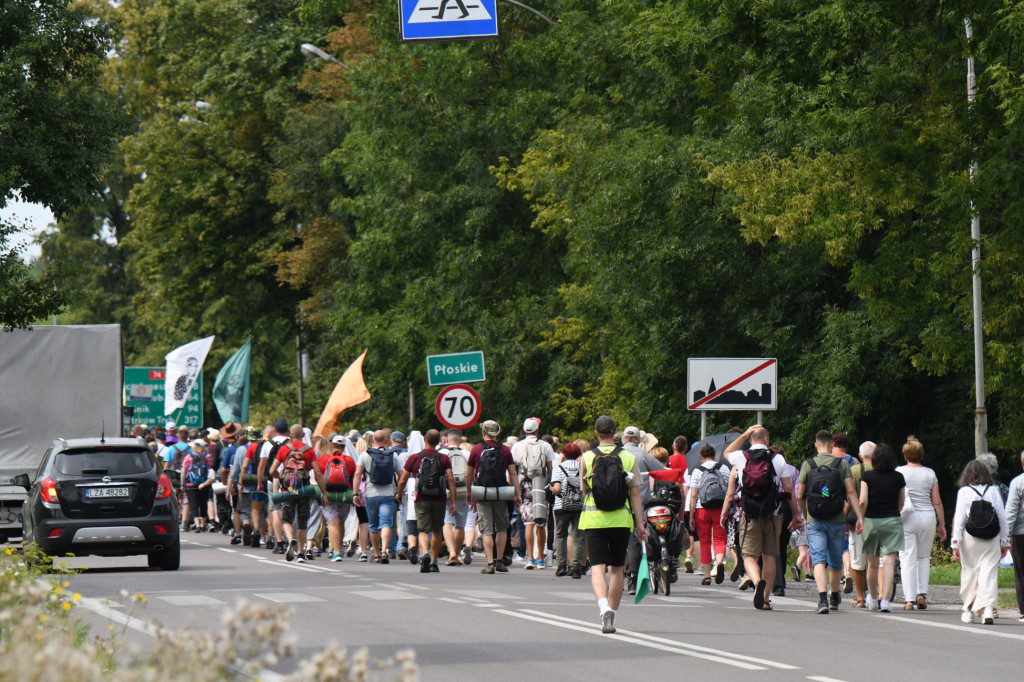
212, 337, 251, 423
634, 540, 651, 604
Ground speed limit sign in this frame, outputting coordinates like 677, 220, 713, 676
434, 383, 482, 429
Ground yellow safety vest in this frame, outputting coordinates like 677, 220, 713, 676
579, 445, 636, 530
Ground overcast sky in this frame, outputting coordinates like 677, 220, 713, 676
0, 198, 53, 261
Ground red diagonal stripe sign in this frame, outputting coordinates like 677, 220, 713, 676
688, 358, 777, 409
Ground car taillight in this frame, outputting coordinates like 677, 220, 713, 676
155, 474, 173, 500
154, 524, 168, 534
40, 478, 59, 503
48, 528, 63, 538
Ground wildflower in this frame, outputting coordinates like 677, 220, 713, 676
62, 602, 71, 612
72, 593, 81, 601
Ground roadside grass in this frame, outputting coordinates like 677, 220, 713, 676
0, 542, 418, 681
929, 563, 1015, 589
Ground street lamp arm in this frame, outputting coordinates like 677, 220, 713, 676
499, 0, 556, 25
300, 43, 349, 70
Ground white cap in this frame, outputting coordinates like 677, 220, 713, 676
165, 421, 177, 431
523, 418, 541, 433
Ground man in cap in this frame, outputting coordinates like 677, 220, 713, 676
621, 425, 666, 592
580, 415, 648, 633
352, 430, 400, 564
467, 420, 520, 573
319, 434, 357, 561
511, 417, 555, 569
268, 424, 328, 562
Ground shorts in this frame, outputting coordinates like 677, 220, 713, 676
476, 500, 510, 535
185, 487, 210, 516
355, 505, 369, 524
365, 495, 396, 533
236, 492, 252, 522
848, 524, 865, 569
415, 500, 446, 534
281, 497, 311, 531
251, 491, 268, 503
268, 491, 282, 512
790, 531, 809, 548
585, 527, 632, 567
405, 519, 418, 537
322, 502, 351, 523
806, 520, 846, 569
444, 496, 473, 527
740, 514, 783, 558
862, 516, 905, 557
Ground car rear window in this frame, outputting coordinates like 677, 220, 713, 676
55, 448, 154, 476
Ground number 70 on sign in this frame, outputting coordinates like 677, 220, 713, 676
434, 383, 482, 430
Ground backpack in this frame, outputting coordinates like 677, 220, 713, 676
169, 442, 190, 471
367, 448, 396, 486
322, 453, 350, 492
805, 458, 846, 518
589, 447, 629, 512
476, 444, 507, 488
558, 464, 584, 513
186, 454, 209, 487
740, 449, 778, 518
696, 463, 729, 509
280, 444, 312, 491
416, 453, 444, 496
523, 441, 547, 480
964, 485, 1001, 539
449, 449, 469, 489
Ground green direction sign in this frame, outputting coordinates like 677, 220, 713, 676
426, 351, 485, 386
124, 366, 204, 428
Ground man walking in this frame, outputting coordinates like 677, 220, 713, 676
440, 429, 475, 565
466, 420, 520, 574
796, 430, 863, 614
511, 418, 555, 569
580, 415, 648, 633
395, 430, 457, 574
621, 425, 665, 593
268, 424, 328, 563
848, 441, 875, 607
353, 430, 399, 564
1003, 449, 1024, 622
259, 419, 290, 553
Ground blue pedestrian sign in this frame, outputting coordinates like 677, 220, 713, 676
398, 0, 500, 43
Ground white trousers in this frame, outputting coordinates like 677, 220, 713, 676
960, 534, 1001, 612
899, 510, 936, 600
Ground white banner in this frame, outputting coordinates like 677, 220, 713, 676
164, 336, 215, 415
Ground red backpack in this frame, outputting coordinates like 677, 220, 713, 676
281, 444, 312, 491
322, 454, 351, 492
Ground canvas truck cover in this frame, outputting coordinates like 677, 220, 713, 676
0, 325, 123, 480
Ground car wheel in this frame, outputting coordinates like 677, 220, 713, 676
149, 537, 180, 571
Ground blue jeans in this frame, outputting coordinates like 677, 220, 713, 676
365, 495, 396, 533
806, 520, 846, 570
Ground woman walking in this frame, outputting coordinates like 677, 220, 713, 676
859, 443, 906, 613
688, 444, 731, 585
550, 442, 586, 578
896, 436, 947, 610
951, 459, 1010, 624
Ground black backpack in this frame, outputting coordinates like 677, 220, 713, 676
416, 453, 444, 496
589, 447, 629, 512
964, 485, 1001, 539
367, 448, 396, 486
805, 458, 846, 518
476, 444, 507, 488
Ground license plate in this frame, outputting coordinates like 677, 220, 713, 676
85, 487, 130, 499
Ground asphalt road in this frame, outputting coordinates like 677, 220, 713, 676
66, 536, 1023, 681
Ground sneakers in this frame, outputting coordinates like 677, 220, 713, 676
830, 591, 841, 611
555, 565, 568, 577
601, 611, 616, 634
804, 573, 816, 582
961, 610, 975, 624
358, 551, 368, 563
790, 565, 801, 582
569, 566, 581, 579
684, 556, 694, 574
866, 596, 879, 611
843, 575, 853, 594
715, 562, 725, 584
879, 600, 893, 613
266, 536, 277, 551
285, 539, 298, 562
273, 543, 287, 555
305, 549, 316, 561
330, 551, 343, 562
346, 542, 357, 557
230, 535, 242, 545
738, 577, 754, 591
982, 607, 995, 625
535, 559, 546, 570
460, 545, 473, 565
481, 564, 496, 574
817, 600, 830, 615
420, 554, 432, 573
296, 554, 306, 564
495, 561, 508, 573
1017, 614, 1024, 623
408, 547, 419, 565
627, 574, 637, 595
525, 559, 536, 570
429, 562, 439, 573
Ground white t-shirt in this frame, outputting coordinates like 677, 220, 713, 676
896, 465, 938, 514
728, 446, 790, 492
689, 460, 731, 510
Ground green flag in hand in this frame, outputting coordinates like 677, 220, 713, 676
634, 539, 651, 604
212, 337, 251, 423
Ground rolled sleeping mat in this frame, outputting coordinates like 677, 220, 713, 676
212, 481, 228, 495
469, 485, 515, 501
532, 475, 550, 519
270, 485, 354, 504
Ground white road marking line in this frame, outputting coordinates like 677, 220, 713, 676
461, 596, 489, 602
393, 582, 429, 590
216, 547, 236, 553
349, 590, 426, 601
436, 597, 465, 604
878, 614, 1024, 641
258, 559, 321, 573
242, 553, 262, 560
519, 609, 798, 670
495, 609, 764, 671
473, 603, 501, 607
807, 677, 849, 682
156, 595, 226, 606
254, 592, 324, 603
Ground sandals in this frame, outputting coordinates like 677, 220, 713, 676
701, 576, 712, 586
445, 558, 461, 567
761, 601, 773, 611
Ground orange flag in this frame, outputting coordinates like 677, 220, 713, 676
313, 350, 371, 438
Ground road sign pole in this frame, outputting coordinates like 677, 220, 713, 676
757, 410, 762, 425
701, 412, 707, 441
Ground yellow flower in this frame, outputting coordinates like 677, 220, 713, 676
61, 602, 71, 612
63, 581, 70, 588
72, 593, 81, 601
53, 586, 62, 595
40, 614, 48, 623
4, 548, 13, 555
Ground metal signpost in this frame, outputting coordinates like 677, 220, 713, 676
426, 350, 486, 386
124, 367, 204, 429
687, 358, 778, 440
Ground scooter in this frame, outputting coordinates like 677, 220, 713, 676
643, 485, 689, 595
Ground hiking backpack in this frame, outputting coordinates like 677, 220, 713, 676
416, 454, 444, 496
367, 448, 396, 486
805, 458, 846, 518
964, 485, 1001, 539
186, 454, 209, 487
740, 449, 778, 518
322, 453, 350, 492
558, 464, 584, 513
589, 447, 629, 512
280, 444, 312, 491
169, 442, 190, 472
449, 449, 469, 489
523, 441, 547, 480
696, 463, 729, 509
476, 444, 507, 488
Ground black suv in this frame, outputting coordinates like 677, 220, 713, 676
20, 437, 180, 570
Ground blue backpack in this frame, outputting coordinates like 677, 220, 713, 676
186, 454, 209, 487
368, 448, 396, 486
